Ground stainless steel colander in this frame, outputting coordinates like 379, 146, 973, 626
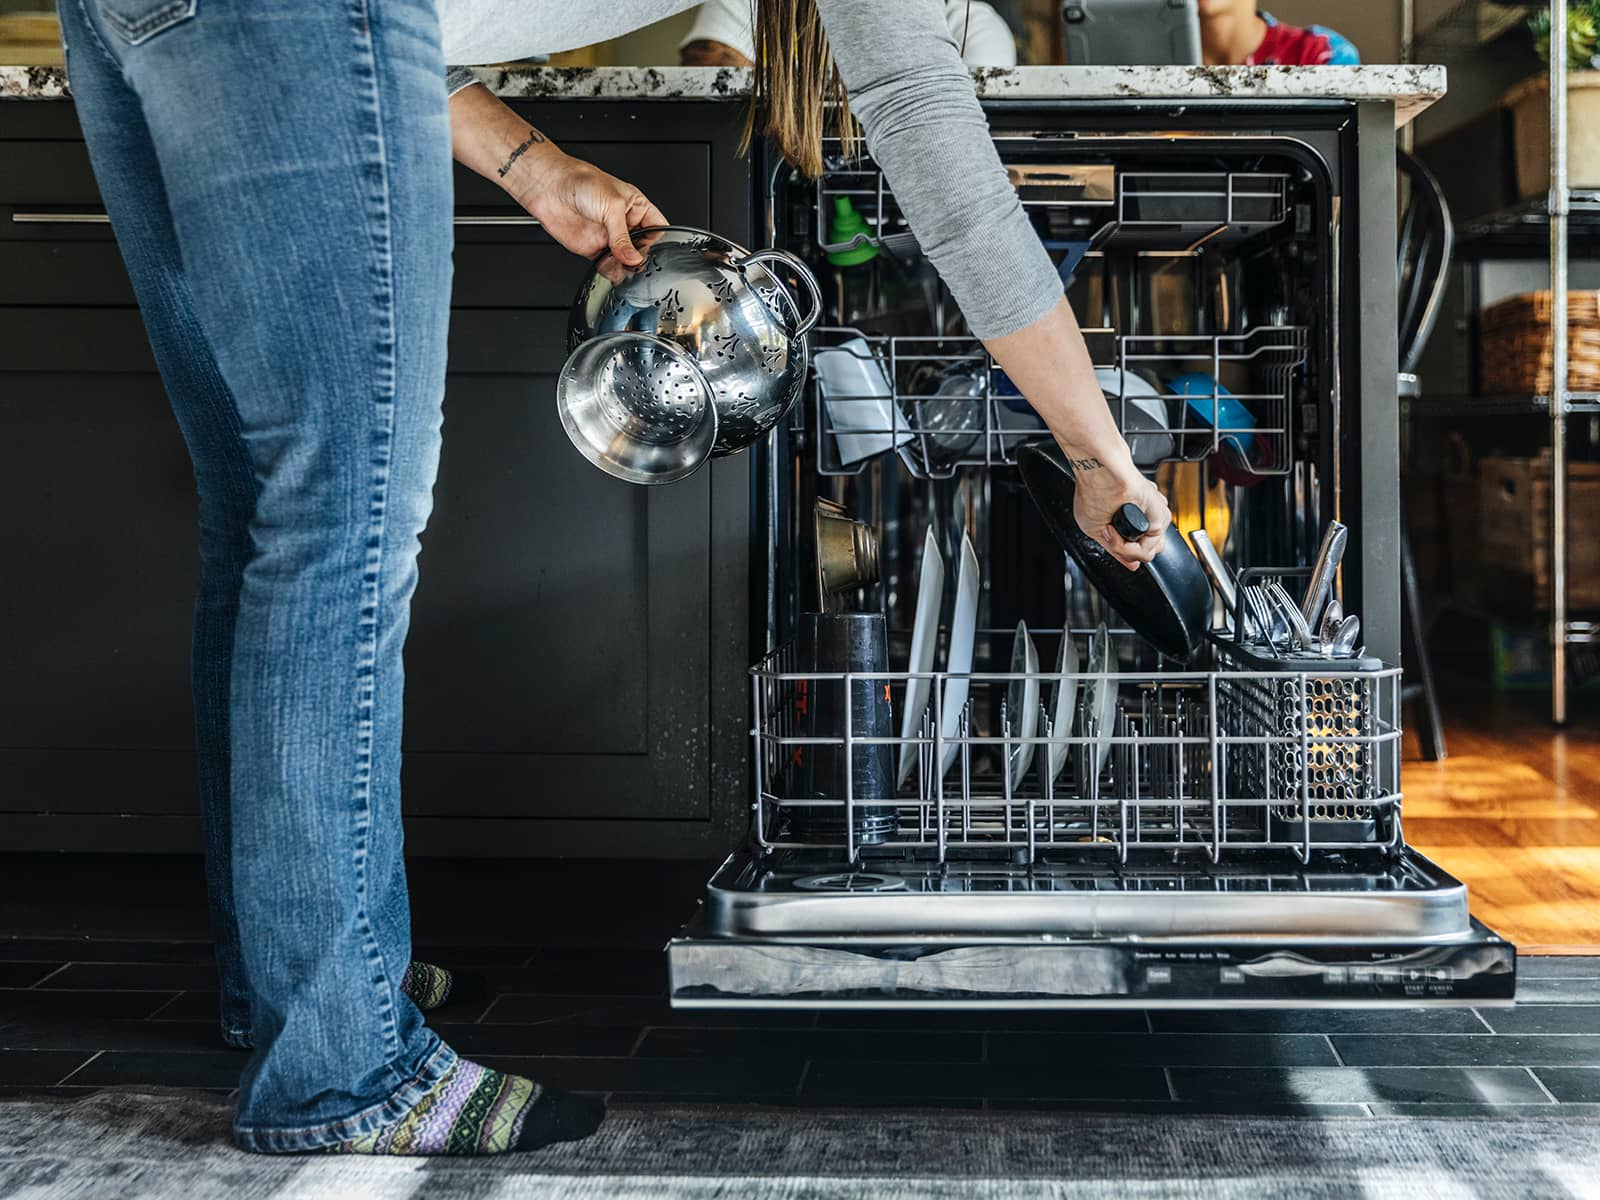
556, 332, 718, 485
561, 226, 821, 482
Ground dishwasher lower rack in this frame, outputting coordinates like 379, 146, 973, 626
752, 631, 1402, 865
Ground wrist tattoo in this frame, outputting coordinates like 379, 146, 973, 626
1068, 456, 1103, 471
497, 128, 545, 178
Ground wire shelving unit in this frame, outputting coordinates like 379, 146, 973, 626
1405, 0, 1589, 723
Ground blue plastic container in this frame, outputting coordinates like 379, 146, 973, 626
1167, 372, 1256, 456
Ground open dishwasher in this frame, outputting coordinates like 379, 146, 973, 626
667, 110, 1515, 1009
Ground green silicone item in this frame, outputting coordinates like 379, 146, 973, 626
825, 196, 880, 267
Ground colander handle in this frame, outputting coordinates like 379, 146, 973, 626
739, 248, 823, 338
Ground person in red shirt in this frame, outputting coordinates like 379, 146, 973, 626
1200, 1, 1361, 65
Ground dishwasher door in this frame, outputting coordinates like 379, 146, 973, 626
667, 846, 1515, 1009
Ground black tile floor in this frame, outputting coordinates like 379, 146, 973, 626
1, 855, 1598, 1118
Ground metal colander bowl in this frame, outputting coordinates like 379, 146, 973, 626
569, 226, 821, 459
556, 331, 719, 485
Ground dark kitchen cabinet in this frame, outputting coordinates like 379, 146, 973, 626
0, 100, 752, 856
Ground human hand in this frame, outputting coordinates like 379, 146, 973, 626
1066, 450, 1172, 570
509, 149, 667, 268
451, 86, 668, 267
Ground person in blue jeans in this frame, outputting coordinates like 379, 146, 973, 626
60, 0, 1169, 1157
55, 0, 649, 1156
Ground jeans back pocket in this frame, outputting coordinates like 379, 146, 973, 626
97, 0, 196, 46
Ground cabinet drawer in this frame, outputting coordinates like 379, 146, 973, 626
0, 141, 102, 208
0, 242, 136, 305
0, 308, 574, 373
1, 139, 709, 225
0, 241, 590, 309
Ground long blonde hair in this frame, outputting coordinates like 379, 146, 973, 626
742, 0, 861, 178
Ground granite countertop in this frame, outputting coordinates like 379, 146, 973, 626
1, 63, 1445, 125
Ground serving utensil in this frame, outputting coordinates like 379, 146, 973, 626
1187, 528, 1239, 634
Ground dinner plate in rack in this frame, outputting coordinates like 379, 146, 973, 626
1075, 622, 1114, 797
1006, 620, 1040, 792
1094, 624, 1120, 781
1046, 623, 1080, 784
938, 533, 980, 779
897, 525, 945, 789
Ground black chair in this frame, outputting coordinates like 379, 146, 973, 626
1396, 148, 1454, 761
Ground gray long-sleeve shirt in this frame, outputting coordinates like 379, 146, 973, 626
441, 1, 1062, 338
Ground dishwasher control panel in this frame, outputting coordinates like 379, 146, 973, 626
669, 922, 1516, 1009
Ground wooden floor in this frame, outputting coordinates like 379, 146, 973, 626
1405, 688, 1600, 953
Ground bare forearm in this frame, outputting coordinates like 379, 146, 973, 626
447, 80, 666, 267
985, 297, 1135, 475
449, 82, 562, 206
986, 297, 1171, 565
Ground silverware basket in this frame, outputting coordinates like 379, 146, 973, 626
1215, 639, 1387, 841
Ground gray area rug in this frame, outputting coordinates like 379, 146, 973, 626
4, 1090, 1600, 1199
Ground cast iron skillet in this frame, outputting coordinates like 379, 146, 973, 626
1018, 442, 1211, 663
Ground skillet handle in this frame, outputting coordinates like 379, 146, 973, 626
1112, 504, 1150, 541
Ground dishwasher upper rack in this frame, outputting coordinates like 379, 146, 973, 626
809, 324, 1306, 479
814, 159, 1294, 257
750, 629, 1403, 865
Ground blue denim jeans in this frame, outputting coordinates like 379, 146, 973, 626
58, 0, 458, 1151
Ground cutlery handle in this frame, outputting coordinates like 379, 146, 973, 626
1188, 530, 1236, 609
1300, 521, 1348, 627
1188, 529, 1238, 634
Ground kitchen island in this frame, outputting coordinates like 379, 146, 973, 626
0, 65, 1442, 858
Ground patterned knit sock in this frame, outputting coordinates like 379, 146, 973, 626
227, 961, 485, 1051
400, 960, 487, 1011
330, 1059, 605, 1156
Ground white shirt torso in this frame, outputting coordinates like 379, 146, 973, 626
440, 0, 1017, 68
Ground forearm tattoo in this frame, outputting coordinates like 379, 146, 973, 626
1068, 456, 1103, 471
497, 128, 545, 178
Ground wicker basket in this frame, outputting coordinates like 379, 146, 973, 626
1505, 72, 1600, 199
1478, 453, 1600, 613
1479, 291, 1600, 396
